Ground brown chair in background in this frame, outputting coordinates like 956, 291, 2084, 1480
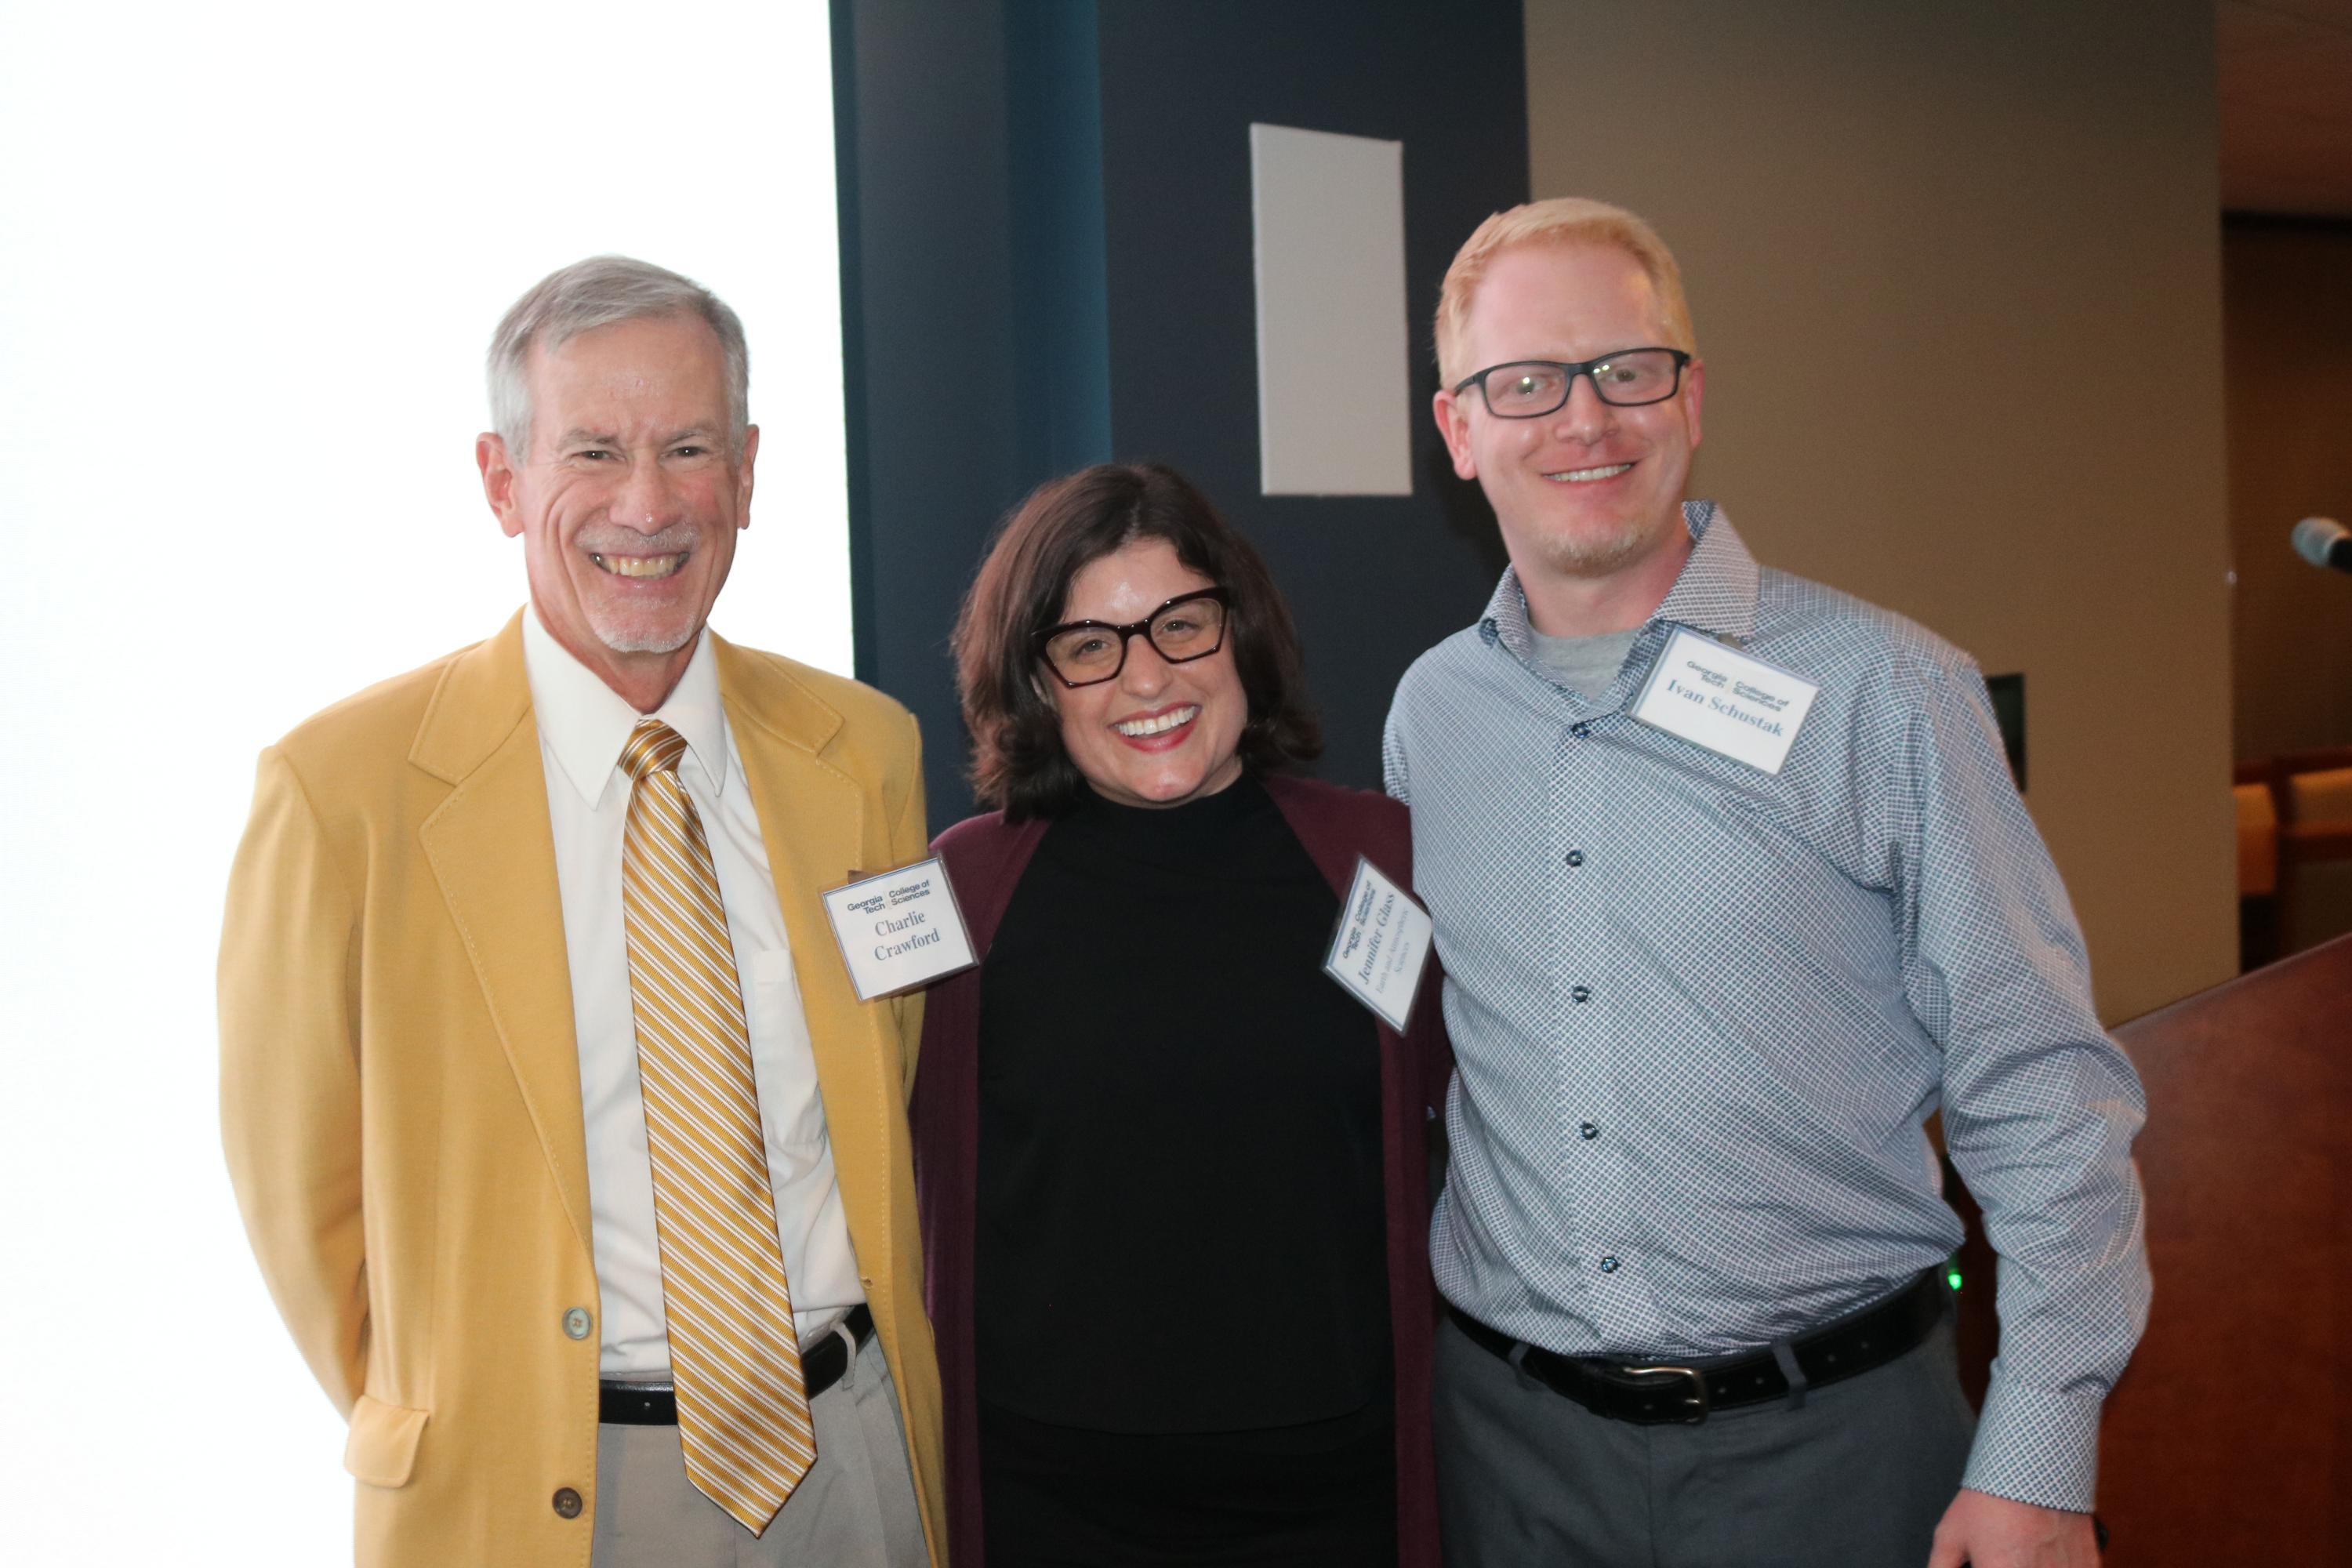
2233, 757, 2281, 969
2275, 747, 2352, 953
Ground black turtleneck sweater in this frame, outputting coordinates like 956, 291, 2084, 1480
972, 774, 1390, 1433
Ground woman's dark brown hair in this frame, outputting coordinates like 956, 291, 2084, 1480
953, 462, 1323, 821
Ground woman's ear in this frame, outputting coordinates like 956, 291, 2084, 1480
1024, 659, 1058, 706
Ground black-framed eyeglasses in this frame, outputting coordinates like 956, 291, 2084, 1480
1454, 347, 1692, 418
1033, 588, 1231, 688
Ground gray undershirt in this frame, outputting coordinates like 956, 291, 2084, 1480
1526, 626, 1643, 700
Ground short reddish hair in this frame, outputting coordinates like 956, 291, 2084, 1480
1435, 197, 1696, 385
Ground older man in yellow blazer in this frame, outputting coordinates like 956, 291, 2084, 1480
220, 258, 945, 1566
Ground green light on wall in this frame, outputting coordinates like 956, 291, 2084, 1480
1947, 1265, 1964, 1292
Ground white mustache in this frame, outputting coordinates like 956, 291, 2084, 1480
579, 524, 699, 555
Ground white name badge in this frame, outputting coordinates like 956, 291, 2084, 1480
1323, 855, 1435, 1032
1630, 626, 1820, 775
820, 858, 978, 1001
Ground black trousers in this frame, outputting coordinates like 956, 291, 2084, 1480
978, 1398, 1398, 1567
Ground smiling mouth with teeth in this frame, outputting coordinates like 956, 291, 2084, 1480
1547, 463, 1634, 484
590, 552, 688, 579
1114, 704, 1198, 738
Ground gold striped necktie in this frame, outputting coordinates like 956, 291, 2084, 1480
619, 718, 813, 1533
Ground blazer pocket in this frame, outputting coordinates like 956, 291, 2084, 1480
343, 1393, 430, 1488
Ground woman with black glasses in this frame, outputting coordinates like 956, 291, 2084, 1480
909, 462, 1447, 1566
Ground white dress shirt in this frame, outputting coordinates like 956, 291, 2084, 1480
522, 605, 861, 1377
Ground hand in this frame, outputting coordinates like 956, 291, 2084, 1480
1926, 1488, 2100, 1567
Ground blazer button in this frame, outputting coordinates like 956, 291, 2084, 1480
552, 1487, 583, 1519
563, 1307, 593, 1341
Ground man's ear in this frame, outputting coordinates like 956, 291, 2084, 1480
478, 433, 524, 537
1433, 387, 1477, 481
735, 423, 759, 531
1680, 358, 1705, 453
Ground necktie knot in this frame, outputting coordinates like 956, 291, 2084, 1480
620, 718, 689, 782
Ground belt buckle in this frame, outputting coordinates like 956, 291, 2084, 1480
1616, 1363, 1709, 1424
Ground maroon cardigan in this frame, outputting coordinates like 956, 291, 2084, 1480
910, 771, 1448, 1566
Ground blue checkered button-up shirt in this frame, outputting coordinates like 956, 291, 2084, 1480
1384, 503, 2149, 1512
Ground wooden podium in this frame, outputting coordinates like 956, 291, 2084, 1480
1953, 933, 2351, 1562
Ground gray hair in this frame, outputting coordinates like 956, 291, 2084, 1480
488, 256, 750, 459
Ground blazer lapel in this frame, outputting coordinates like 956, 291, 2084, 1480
412, 612, 594, 1254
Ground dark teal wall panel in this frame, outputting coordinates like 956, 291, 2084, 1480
837, 0, 1529, 822
1094, 0, 1529, 790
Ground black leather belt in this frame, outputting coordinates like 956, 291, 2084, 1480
599, 1305, 874, 1425
1449, 1269, 1947, 1425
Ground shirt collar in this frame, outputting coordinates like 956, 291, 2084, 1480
521, 604, 732, 807
1480, 499, 1759, 658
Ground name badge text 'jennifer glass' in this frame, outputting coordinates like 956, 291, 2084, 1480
1323, 855, 1434, 1032
1630, 626, 1820, 775
821, 858, 978, 1000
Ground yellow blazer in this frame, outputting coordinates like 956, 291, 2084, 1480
220, 612, 945, 1566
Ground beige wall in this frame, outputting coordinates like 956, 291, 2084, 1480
2223, 220, 2352, 763
1523, 0, 2237, 1022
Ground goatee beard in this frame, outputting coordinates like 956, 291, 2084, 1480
588, 611, 698, 656
1531, 514, 1657, 578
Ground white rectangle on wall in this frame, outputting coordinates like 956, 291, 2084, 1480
1250, 124, 1414, 496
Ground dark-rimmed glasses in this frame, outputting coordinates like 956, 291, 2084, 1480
1454, 348, 1692, 418
1034, 588, 1230, 688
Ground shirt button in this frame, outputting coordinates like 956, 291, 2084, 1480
1599, 1256, 1621, 1273
1570, 722, 1592, 739
552, 1488, 584, 1519
1570, 985, 1592, 1004
1580, 1122, 1599, 1140
562, 1307, 592, 1341
1565, 849, 1585, 867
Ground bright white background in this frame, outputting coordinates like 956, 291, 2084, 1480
0, 2, 851, 1559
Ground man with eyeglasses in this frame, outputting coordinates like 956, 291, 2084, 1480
1383, 198, 2146, 1567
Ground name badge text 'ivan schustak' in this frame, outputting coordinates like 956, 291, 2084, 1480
1322, 855, 1434, 1033
820, 858, 978, 1001
1629, 626, 1820, 775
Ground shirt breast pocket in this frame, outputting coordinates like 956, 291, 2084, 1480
744, 947, 800, 991
739, 947, 830, 1152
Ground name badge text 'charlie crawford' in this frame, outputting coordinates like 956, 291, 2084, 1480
820, 857, 978, 1000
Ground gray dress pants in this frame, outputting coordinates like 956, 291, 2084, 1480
1434, 1312, 1976, 1568
590, 1333, 930, 1568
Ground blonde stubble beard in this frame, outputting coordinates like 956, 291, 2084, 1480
1519, 506, 1671, 583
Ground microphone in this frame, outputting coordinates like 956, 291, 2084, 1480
2292, 517, 2352, 574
